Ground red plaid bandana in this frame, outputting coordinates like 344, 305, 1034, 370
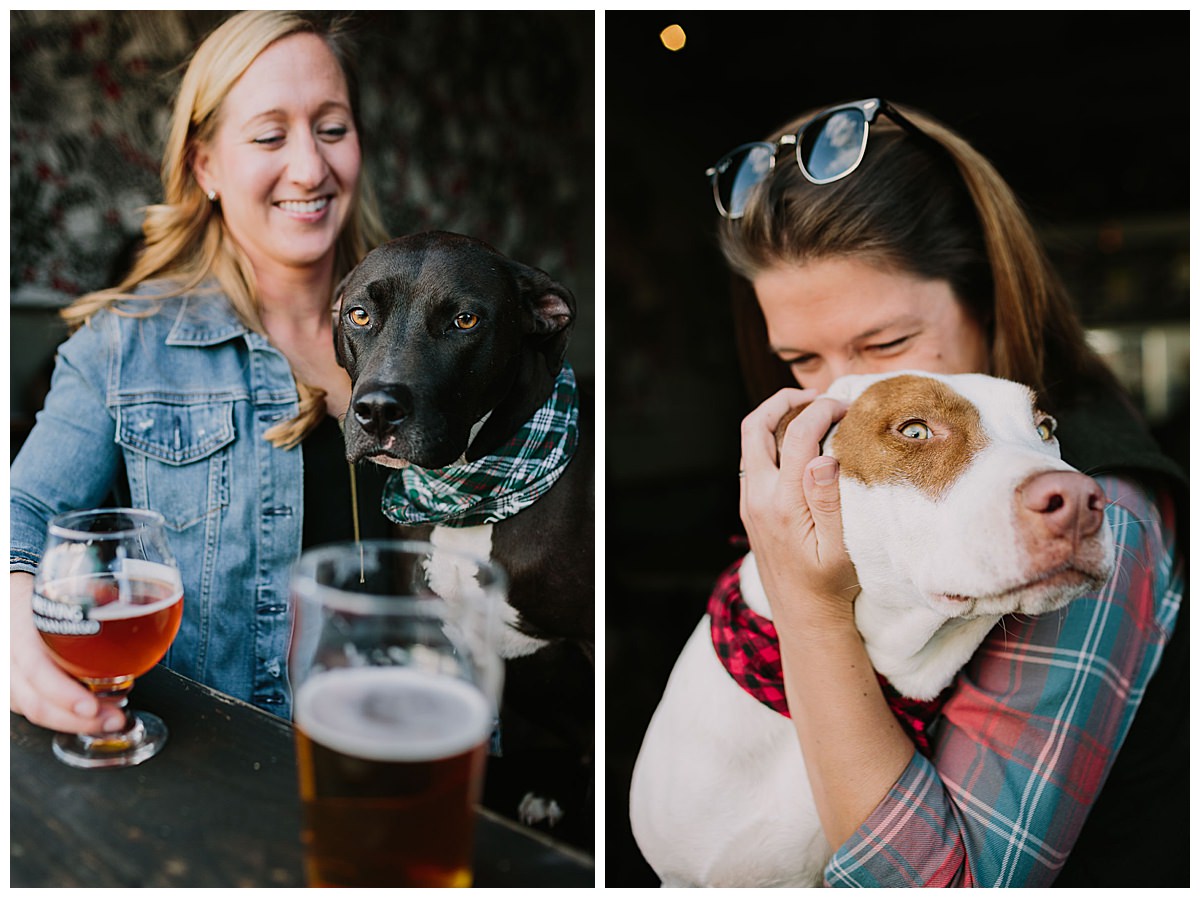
708, 557, 951, 756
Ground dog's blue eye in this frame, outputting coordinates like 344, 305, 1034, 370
1036, 417, 1056, 441
348, 307, 370, 326
899, 420, 932, 440
454, 312, 480, 330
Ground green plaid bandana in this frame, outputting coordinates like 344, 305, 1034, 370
381, 364, 581, 527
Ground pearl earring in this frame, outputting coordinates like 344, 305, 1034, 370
207, 189, 218, 202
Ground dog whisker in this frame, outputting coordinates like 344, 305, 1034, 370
1100, 495, 1157, 531
1111, 515, 1155, 528
1110, 542, 1151, 577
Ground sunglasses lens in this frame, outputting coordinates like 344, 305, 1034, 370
799, 108, 868, 183
713, 142, 775, 218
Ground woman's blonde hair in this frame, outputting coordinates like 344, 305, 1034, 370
63, 10, 389, 448
721, 103, 1117, 413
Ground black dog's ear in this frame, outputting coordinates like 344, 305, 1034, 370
510, 259, 576, 373
464, 258, 575, 463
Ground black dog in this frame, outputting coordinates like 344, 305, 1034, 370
334, 231, 594, 850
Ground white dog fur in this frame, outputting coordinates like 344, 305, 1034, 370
629, 371, 1116, 887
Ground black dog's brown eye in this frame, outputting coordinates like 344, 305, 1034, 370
454, 312, 479, 330
348, 307, 370, 326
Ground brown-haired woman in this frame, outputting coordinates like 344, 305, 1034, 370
11, 11, 392, 732
714, 99, 1183, 885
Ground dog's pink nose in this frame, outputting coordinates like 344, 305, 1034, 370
1018, 471, 1106, 540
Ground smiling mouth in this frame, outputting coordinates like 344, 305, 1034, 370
276, 197, 330, 214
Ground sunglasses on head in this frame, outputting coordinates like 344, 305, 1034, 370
706, 98, 931, 220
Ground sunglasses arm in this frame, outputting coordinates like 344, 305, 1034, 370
879, 102, 941, 152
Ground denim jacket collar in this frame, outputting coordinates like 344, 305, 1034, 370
162, 288, 252, 348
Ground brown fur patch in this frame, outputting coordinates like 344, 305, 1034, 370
829, 375, 989, 501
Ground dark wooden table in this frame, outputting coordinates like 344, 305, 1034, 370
11, 664, 595, 887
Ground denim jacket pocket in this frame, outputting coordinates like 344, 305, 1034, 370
117, 400, 235, 531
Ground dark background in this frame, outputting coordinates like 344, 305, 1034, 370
10, 10, 595, 451
604, 11, 1189, 886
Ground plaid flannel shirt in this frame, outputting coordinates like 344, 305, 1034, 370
826, 474, 1182, 886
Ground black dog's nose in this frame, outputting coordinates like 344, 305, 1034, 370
352, 387, 412, 436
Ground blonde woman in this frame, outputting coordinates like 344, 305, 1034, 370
11, 11, 391, 731
710, 100, 1185, 885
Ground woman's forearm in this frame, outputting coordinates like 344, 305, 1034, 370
739, 390, 915, 849
774, 599, 915, 848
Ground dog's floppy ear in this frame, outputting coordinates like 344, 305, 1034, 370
775, 399, 843, 457
509, 259, 576, 373
775, 403, 811, 456
464, 258, 575, 463
776, 373, 892, 455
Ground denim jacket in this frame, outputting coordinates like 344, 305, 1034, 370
11, 285, 303, 717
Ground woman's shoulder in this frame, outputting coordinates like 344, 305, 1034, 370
83, 279, 245, 341
107, 278, 231, 316
62, 280, 246, 367
1055, 386, 1186, 492
56, 280, 257, 401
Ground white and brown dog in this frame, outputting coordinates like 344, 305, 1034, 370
629, 371, 1116, 887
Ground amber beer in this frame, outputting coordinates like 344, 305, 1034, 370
294, 666, 493, 888
34, 570, 184, 681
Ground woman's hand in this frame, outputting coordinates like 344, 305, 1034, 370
10, 571, 124, 734
740, 391, 915, 846
739, 388, 859, 624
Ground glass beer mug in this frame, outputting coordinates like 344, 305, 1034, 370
32, 508, 184, 768
289, 540, 505, 888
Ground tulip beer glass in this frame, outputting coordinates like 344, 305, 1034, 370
289, 540, 505, 888
33, 508, 184, 768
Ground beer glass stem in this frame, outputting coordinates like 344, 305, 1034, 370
85, 676, 138, 742
50, 675, 168, 769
